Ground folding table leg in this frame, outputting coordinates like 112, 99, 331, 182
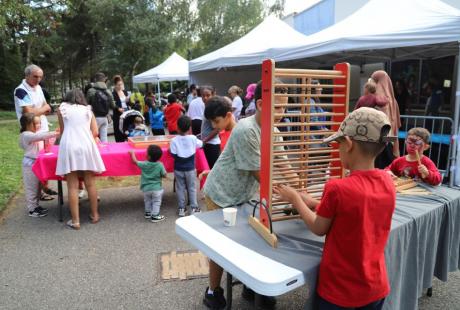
226, 272, 233, 309
427, 287, 433, 297
58, 180, 63, 222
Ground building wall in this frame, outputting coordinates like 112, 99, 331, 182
443, 0, 460, 10
292, 0, 335, 35
334, 0, 368, 23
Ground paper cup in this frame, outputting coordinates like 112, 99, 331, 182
223, 207, 237, 227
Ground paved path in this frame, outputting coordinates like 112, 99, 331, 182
0, 182, 459, 309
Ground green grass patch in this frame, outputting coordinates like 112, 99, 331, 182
0, 110, 17, 121
0, 121, 22, 212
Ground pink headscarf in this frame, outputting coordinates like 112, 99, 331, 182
371, 70, 401, 156
245, 83, 257, 100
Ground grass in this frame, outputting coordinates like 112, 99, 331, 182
96, 176, 140, 189
0, 118, 22, 212
0, 110, 17, 121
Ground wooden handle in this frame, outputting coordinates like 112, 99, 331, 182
415, 152, 422, 165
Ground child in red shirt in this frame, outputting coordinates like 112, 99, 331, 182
275, 107, 397, 309
163, 93, 185, 134
386, 127, 442, 185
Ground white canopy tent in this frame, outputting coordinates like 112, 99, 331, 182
133, 52, 189, 100
271, 0, 460, 187
189, 16, 310, 93
190, 0, 460, 186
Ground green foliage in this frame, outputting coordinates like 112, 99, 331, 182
0, 119, 22, 212
0, 0, 285, 110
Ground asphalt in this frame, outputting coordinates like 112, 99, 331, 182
0, 124, 459, 309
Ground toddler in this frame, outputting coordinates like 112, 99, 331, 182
170, 115, 203, 216
129, 145, 167, 222
127, 116, 149, 137
354, 79, 387, 110
386, 127, 442, 185
19, 112, 59, 217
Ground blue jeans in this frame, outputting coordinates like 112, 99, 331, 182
174, 170, 198, 210
95, 117, 108, 143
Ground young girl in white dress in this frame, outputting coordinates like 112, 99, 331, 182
56, 89, 105, 230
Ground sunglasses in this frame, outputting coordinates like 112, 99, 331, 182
405, 138, 424, 146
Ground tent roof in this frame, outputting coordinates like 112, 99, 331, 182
189, 16, 310, 72
274, 0, 460, 63
133, 52, 189, 84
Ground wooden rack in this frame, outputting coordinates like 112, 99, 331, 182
248, 59, 351, 247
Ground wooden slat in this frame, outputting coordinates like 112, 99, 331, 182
274, 68, 343, 75
273, 130, 335, 137
248, 216, 278, 248
274, 112, 345, 117
272, 214, 301, 222
273, 149, 338, 156
275, 73, 346, 79
274, 121, 341, 127
275, 93, 345, 98
274, 83, 345, 89
273, 103, 342, 108
273, 167, 340, 174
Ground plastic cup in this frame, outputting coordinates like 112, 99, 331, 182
223, 207, 237, 227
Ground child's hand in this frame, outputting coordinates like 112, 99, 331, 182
128, 150, 134, 155
55, 127, 61, 135
199, 170, 209, 180
386, 170, 397, 179
273, 184, 301, 205
418, 164, 429, 179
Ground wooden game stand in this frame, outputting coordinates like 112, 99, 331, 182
249, 59, 351, 247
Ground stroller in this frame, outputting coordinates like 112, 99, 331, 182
119, 110, 149, 139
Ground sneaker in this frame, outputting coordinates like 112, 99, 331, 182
78, 190, 86, 199
36, 206, 49, 214
43, 188, 58, 195
203, 286, 226, 309
144, 212, 151, 219
29, 207, 48, 218
178, 208, 186, 217
191, 207, 201, 215
242, 285, 276, 309
151, 214, 165, 223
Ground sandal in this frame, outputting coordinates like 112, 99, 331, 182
40, 193, 54, 201
66, 220, 80, 230
43, 188, 58, 195
89, 215, 100, 224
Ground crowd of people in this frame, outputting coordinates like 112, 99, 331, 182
14, 63, 443, 309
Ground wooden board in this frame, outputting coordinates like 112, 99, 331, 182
159, 250, 209, 281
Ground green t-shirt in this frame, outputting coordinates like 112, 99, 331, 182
136, 161, 166, 192
203, 116, 261, 207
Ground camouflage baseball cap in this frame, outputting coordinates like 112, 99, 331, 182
323, 107, 397, 144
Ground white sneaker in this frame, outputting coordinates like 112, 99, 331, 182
78, 190, 86, 199
178, 208, 186, 217
191, 208, 201, 215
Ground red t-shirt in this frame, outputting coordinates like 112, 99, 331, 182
354, 94, 387, 110
164, 103, 183, 133
316, 169, 396, 307
385, 155, 442, 185
219, 130, 231, 151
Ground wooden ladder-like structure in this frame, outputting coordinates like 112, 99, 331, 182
249, 59, 351, 247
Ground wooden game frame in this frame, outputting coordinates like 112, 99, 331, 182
249, 59, 351, 247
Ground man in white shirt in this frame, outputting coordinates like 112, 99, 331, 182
187, 96, 205, 136
14, 64, 52, 131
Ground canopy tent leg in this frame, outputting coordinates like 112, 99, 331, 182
170, 81, 173, 93
452, 41, 460, 187
157, 80, 161, 104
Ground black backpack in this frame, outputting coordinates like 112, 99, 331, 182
92, 88, 110, 117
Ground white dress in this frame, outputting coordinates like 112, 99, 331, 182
56, 103, 106, 176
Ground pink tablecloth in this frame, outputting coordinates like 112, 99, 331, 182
32, 142, 209, 182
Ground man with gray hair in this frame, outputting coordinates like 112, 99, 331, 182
14, 64, 52, 131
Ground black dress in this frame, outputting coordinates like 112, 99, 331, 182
112, 90, 129, 142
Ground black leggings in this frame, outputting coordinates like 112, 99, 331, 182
316, 295, 385, 310
203, 143, 221, 169
191, 119, 202, 136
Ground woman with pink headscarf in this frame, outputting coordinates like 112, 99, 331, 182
371, 70, 401, 167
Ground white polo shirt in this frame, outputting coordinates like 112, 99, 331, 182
14, 80, 49, 131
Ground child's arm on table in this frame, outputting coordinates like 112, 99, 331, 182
274, 184, 332, 236
128, 150, 138, 164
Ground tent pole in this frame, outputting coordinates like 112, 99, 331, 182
170, 81, 173, 93
451, 41, 460, 187
157, 80, 161, 104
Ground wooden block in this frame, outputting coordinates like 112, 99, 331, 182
248, 216, 278, 248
